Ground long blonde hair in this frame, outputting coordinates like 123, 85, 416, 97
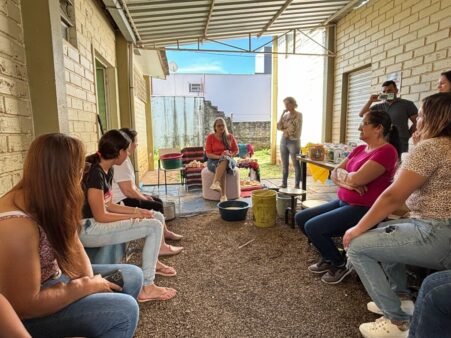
213, 117, 231, 150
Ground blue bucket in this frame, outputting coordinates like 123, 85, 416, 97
217, 200, 250, 222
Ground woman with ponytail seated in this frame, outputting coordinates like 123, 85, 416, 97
205, 117, 239, 202
80, 130, 177, 302
295, 110, 400, 285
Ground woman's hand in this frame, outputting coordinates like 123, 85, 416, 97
143, 194, 154, 201
222, 150, 231, 156
73, 275, 122, 294
412, 131, 421, 145
352, 185, 368, 196
138, 208, 154, 219
343, 226, 363, 250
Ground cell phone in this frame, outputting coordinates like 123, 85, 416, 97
101, 269, 124, 289
378, 93, 395, 101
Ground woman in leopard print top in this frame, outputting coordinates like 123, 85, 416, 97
343, 92, 451, 338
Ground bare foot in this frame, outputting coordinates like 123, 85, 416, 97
156, 260, 177, 277
164, 230, 183, 241
138, 283, 177, 302
159, 243, 183, 256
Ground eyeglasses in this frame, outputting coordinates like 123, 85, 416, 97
359, 121, 373, 127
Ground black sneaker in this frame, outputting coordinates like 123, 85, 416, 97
321, 265, 353, 284
279, 184, 287, 189
308, 260, 333, 274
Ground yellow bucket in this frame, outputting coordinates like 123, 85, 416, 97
252, 189, 277, 228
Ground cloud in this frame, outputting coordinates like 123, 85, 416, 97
176, 60, 226, 74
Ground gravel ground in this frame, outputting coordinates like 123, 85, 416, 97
130, 210, 376, 338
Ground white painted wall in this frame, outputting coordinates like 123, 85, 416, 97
152, 74, 271, 122
277, 29, 325, 146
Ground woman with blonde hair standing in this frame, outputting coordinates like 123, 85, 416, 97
205, 117, 239, 202
277, 97, 303, 188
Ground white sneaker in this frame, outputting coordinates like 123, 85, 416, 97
220, 195, 228, 203
210, 181, 222, 193
359, 317, 409, 338
367, 300, 414, 316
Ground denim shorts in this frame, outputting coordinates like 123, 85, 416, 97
207, 155, 236, 174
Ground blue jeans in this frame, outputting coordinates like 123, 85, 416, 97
295, 199, 369, 266
80, 212, 164, 285
348, 218, 451, 321
409, 270, 451, 337
23, 264, 142, 338
280, 136, 301, 186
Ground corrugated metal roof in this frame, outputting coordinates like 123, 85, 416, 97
124, 0, 358, 48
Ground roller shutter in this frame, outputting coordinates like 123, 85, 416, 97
346, 68, 371, 142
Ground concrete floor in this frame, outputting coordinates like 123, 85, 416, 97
140, 177, 337, 216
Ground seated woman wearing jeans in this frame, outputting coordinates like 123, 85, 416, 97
295, 110, 400, 285
344, 93, 451, 338
408, 270, 451, 338
80, 130, 177, 302
0, 134, 141, 338
112, 128, 183, 256
206, 117, 239, 202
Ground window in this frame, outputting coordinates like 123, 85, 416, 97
96, 60, 109, 134
189, 83, 203, 93
60, 0, 75, 45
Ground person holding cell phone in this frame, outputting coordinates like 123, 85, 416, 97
80, 130, 177, 302
0, 133, 142, 338
359, 80, 418, 153
277, 97, 303, 189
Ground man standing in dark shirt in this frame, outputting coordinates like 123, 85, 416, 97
359, 80, 418, 153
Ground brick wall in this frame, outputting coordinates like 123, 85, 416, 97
0, 0, 33, 197
63, 0, 116, 153
232, 121, 271, 150
332, 0, 451, 142
133, 66, 149, 178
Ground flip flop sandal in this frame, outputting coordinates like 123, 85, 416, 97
159, 245, 184, 257
137, 288, 177, 303
156, 265, 177, 277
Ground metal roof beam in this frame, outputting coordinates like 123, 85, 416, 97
204, 0, 215, 38
324, 0, 361, 24
257, 0, 295, 37
143, 45, 332, 57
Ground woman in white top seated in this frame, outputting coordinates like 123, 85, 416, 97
112, 128, 183, 256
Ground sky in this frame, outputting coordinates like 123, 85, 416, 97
165, 36, 273, 75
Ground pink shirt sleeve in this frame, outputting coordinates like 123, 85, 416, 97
368, 145, 398, 171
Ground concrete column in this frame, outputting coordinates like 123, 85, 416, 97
116, 34, 132, 128
144, 75, 154, 171
21, 0, 69, 135
322, 25, 335, 143
270, 36, 279, 164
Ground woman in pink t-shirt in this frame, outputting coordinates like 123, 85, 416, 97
205, 117, 239, 202
295, 110, 400, 284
